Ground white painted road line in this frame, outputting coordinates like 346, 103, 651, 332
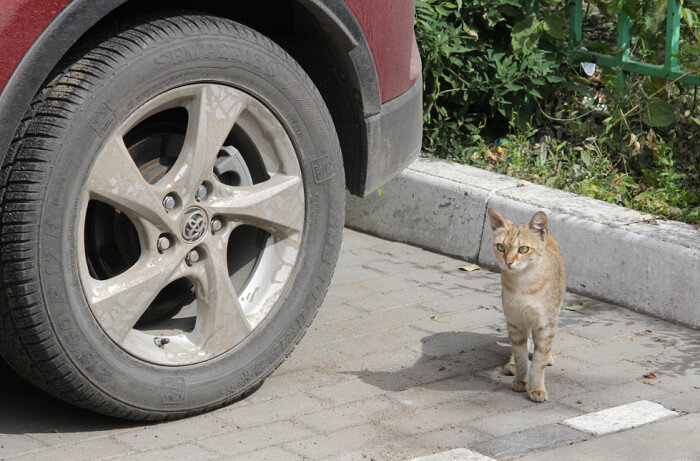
561, 400, 678, 436
410, 448, 496, 461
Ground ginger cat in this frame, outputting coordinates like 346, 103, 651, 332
488, 209, 565, 402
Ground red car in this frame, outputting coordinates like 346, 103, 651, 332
0, 0, 421, 418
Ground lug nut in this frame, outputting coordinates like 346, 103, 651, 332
186, 249, 200, 265
196, 185, 208, 200
163, 195, 176, 210
211, 218, 223, 232
157, 236, 171, 252
154, 337, 170, 348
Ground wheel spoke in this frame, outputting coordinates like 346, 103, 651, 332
84, 250, 187, 344
210, 175, 304, 236
193, 242, 252, 354
86, 135, 174, 233
167, 85, 249, 200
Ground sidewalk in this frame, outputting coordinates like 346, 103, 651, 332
0, 229, 697, 460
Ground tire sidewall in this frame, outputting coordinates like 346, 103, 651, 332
39, 23, 343, 413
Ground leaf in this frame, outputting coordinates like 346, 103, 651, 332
643, 372, 657, 379
458, 263, 480, 272
543, 13, 566, 40
642, 100, 676, 127
546, 75, 566, 83
563, 305, 584, 311
463, 26, 479, 40
580, 150, 592, 167
511, 15, 541, 53
504, 83, 524, 92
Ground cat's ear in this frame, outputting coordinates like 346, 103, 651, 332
529, 211, 548, 240
488, 209, 508, 230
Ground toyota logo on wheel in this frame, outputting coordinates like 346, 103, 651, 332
180, 207, 208, 242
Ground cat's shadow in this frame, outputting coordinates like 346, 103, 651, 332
0, 358, 140, 435
343, 330, 511, 393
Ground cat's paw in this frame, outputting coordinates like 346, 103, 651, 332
512, 379, 528, 392
528, 388, 548, 402
503, 362, 516, 376
547, 354, 556, 366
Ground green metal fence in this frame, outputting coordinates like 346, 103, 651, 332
567, 0, 700, 88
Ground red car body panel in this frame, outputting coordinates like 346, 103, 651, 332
0, 0, 69, 92
344, 0, 420, 102
0, 0, 417, 103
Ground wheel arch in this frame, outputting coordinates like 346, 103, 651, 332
0, 0, 381, 195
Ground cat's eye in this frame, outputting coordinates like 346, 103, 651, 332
518, 246, 529, 253
496, 243, 505, 252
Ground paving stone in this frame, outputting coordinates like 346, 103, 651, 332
225, 446, 303, 460
340, 229, 385, 248
112, 443, 218, 461
329, 264, 388, 286
562, 400, 678, 435
409, 327, 508, 360
564, 361, 651, 392
656, 389, 700, 413
411, 447, 495, 461
548, 330, 597, 350
244, 368, 344, 403
347, 286, 449, 312
566, 316, 650, 342
0, 435, 46, 458
336, 348, 422, 376
306, 376, 389, 405
564, 335, 668, 365
215, 393, 326, 427
336, 305, 434, 335
386, 376, 498, 409
477, 362, 589, 400
389, 250, 454, 270
354, 269, 465, 294
294, 396, 394, 432
198, 420, 314, 455
114, 416, 228, 451
559, 381, 674, 413
382, 393, 535, 436
300, 323, 354, 346
313, 302, 365, 326
368, 240, 423, 257
274, 343, 348, 374
25, 428, 132, 449
518, 413, 699, 461
466, 403, 582, 437
421, 291, 502, 314
283, 425, 393, 459
412, 309, 505, 334
322, 284, 379, 307
471, 423, 589, 460
328, 326, 428, 356
9, 437, 131, 461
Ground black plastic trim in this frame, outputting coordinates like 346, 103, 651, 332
359, 77, 423, 197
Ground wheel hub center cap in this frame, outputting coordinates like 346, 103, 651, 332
180, 207, 208, 243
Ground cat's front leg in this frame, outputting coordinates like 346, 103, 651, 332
529, 323, 555, 402
507, 322, 529, 392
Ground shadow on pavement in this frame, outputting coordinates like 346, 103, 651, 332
345, 331, 511, 393
0, 357, 139, 435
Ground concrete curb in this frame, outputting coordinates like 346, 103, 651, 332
346, 157, 700, 328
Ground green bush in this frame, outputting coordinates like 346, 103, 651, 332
416, 0, 568, 156
416, 0, 700, 225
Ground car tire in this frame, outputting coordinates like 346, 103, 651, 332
0, 14, 345, 420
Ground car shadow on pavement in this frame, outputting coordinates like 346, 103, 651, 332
0, 358, 139, 435
345, 331, 512, 393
